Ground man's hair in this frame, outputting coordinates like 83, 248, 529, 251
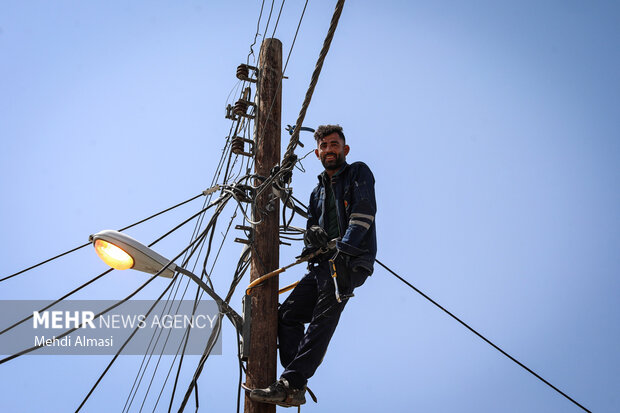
314, 124, 346, 144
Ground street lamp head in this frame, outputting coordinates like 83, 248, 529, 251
89, 230, 177, 278
93, 238, 134, 270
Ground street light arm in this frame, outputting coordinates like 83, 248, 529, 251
175, 266, 244, 331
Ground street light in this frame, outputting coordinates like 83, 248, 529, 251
90, 230, 176, 277
89, 230, 244, 331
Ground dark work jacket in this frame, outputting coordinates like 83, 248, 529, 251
304, 161, 377, 274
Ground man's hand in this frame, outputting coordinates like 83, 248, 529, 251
304, 225, 329, 249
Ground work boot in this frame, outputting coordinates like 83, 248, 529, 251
249, 378, 306, 407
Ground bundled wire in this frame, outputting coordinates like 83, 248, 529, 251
0, 1, 337, 412
1, 192, 206, 284
121, 146, 250, 412
0, 200, 221, 338
115, 178, 257, 411
76, 194, 235, 411
0, 195, 232, 367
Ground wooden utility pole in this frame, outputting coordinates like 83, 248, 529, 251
245, 38, 282, 413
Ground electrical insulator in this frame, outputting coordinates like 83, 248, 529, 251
234, 99, 256, 119
236, 64, 258, 83
231, 136, 254, 157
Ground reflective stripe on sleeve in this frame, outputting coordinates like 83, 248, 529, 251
349, 219, 371, 230
350, 212, 375, 222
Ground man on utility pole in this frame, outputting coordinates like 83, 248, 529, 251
250, 124, 378, 407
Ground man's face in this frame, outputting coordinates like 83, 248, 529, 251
315, 132, 350, 171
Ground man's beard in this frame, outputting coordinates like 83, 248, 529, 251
321, 152, 344, 170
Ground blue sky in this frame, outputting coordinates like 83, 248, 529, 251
1, 1, 619, 412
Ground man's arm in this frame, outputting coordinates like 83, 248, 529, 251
337, 163, 376, 256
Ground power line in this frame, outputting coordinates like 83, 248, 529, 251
75, 274, 180, 413
283, 0, 308, 74
247, 0, 267, 65
0, 201, 221, 338
158, 201, 233, 412
74, 200, 234, 411
0, 242, 90, 284
283, 0, 345, 162
271, 0, 286, 39
120, 194, 234, 412
1, 192, 205, 284
120, 30, 262, 406
375, 259, 592, 413
262, 0, 276, 41
252, 0, 308, 164
123, 134, 239, 411
0, 195, 231, 367
2, 3, 338, 412
167, 207, 249, 412
250, 0, 336, 203
0, 268, 110, 337
173, 248, 250, 413
121, 276, 185, 413
119, 176, 246, 411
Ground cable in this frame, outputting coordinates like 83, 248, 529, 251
247, 0, 267, 65
177, 247, 250, 413
271, 0, 286, 39
284, 0, 345, 163
0, 201, 228, 366
0, 242, 90, 284
120, 185, 236, 412
375, 259, 592, 413
176, 314, 224, 412
75, 207, 230, 411
150, 325, 192, 412
127, 187, 232, 411
168, 220, 251, 412
1, 274, 159, 366
251, 0, 308, 169
114, 131, 250, 411
0, 268, 111, 336
165, 204, 232, 411
0, 200, 222, 338
119, 193, 205, 232
8, 1, 338, 408
262, 0, 276, 41
149, 202, 217, 247
105, 195, 225, 411
1, 192, 204, 284
136, 297, 192, 413
165, 204, 243, 412
123, 197, 232, 412
283, 0, 308, 75
121, 277, 184, 413
75, 273, 180, 413
249, 0, 334, 206
125, 102, 246, 410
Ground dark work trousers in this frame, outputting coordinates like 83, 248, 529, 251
278, 260, 347, 389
